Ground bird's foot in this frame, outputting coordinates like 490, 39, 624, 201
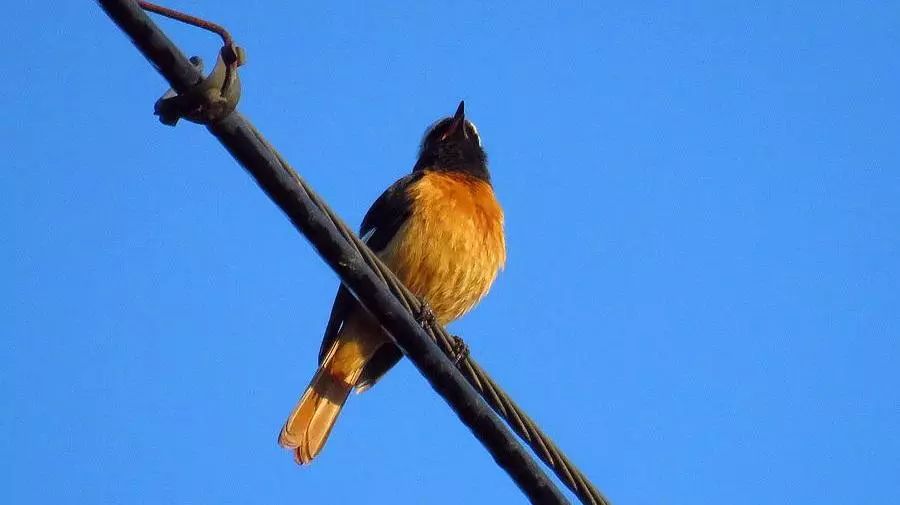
415, 299, 436, 326
450, 335, 469, 366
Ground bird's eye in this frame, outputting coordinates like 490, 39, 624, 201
423, 119, 452, 146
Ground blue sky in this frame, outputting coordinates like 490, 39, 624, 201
3, 1, 898, 503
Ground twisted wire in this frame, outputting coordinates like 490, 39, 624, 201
97, 1, 611, 501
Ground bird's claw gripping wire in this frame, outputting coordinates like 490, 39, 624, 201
450, 335, 469, 366
414, 299, 436, 326
414, 299, 467, 366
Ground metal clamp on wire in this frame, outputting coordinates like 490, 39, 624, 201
155, 44, 245, 126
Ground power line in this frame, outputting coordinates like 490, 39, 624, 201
97, 1, 610, 503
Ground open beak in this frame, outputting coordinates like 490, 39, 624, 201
441, 100, 466, 141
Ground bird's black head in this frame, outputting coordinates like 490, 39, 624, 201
414, 101, 489, 182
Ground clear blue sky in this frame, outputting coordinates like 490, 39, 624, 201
3, 1, 898, 503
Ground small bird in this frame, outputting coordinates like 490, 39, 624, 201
278, 101, 506, 464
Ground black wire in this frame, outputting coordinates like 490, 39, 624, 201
97, 1, 574, 503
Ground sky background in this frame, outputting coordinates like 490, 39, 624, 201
3, 1, 898, 504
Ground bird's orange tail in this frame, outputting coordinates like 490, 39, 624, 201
278, 327, 378, 464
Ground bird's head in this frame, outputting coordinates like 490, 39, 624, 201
414, 101, 489, 181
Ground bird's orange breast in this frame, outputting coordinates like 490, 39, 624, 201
379, 171, 506, 324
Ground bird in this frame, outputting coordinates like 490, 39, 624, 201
278, 101, 506, 464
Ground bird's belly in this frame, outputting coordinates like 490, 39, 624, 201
379, 173, 506, 324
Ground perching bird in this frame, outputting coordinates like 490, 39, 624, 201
278, 101, 506, 464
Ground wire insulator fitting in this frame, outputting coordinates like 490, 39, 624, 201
155, 45, 245, 126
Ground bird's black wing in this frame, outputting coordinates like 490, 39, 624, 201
317, 172, 424, 367
358, 171, 424, 251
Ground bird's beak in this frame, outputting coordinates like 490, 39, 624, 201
441, 100, 466, 141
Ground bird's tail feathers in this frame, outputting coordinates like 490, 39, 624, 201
278, 331, 377, 464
